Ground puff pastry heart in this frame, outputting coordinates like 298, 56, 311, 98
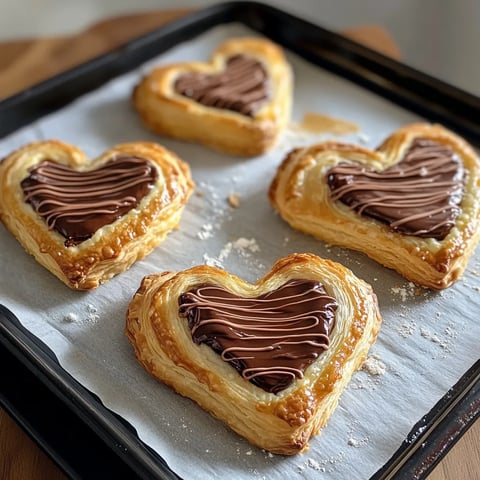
0, 140, 194, 290
126, 253, 381, 454
132, 37, 293, 156
269, 123, 480, 289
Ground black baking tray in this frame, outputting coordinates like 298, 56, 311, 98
0, 2, 479, 479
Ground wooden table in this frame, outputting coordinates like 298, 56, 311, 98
0, 8, 478, 480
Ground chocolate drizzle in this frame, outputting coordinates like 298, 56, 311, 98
21, 155, 158, 246
178, 279, 337, 394
174, 54, 271, 117
327, 138, 465, 240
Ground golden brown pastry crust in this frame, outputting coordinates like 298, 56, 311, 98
0, 140, 194, 290
132, 37, 293, 156
269, 123, 480, 289
126, 253, 381, 455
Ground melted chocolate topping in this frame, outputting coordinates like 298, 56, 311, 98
327, 138, 464, 240
174, 54, 271, 117
21, 155, 158, 246
178, 279, 337, 394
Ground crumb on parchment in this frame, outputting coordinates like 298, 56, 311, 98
227, 192, 240, 208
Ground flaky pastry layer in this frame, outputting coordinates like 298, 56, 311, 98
132, 37, 293, 156
126, 253, 381, 454
0, 140, 194, 290
269, 123, 480, 289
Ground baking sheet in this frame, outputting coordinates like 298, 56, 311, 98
0, 23, 479, 479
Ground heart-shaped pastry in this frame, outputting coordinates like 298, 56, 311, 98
132, 37, 292, 156
126, 253, 381, 454
269, 123, 480, 289
0, 140, 194, 289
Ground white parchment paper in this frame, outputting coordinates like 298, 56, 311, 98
1, 24, 479, 479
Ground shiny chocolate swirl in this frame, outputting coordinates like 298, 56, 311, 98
174, 54, 271, 117
21, 155, 158, 246
327, 138, 464, 240
179, 279, 337, 394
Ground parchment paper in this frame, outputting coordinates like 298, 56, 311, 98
1, 24, 479, 479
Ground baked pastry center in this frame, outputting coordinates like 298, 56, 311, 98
174, 54, 271, 117
21, 155, 158, 246
327, 138, 464, 240
178, 279, 337, 394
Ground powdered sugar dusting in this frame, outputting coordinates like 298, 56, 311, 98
398, 320, 417, 337
349, 355, 386, 391
347, 437, 369, 448
362, 356, 386, 376
63, 312, 79, 323
420, 324, 457, 356
297, 452, 346, 474
232, 237, 260, 253
202, 238, 261, 270
357, 132, 370, 144
347, 420, 369, 448
202, 253, 223, 268
197, 223, 214, 240
62, 304, 99, 325
390, 282, 417, 302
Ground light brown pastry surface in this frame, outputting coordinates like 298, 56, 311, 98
0, 140, 194, 290
269, 123, 480, 289
126, 253, 381, 455
132, 37, 293, 156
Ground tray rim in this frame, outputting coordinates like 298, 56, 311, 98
0, 305, 179, 480
0, 1, 479, 145
0, 2, 479, 478
1, 304, 478, 480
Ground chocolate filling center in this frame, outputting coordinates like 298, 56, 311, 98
327, 138, 464, 240
21, 155, 158, 246
179, 279, 337, 394
174, 54, 271, 117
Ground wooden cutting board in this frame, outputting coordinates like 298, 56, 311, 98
0, 8, 477, 480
